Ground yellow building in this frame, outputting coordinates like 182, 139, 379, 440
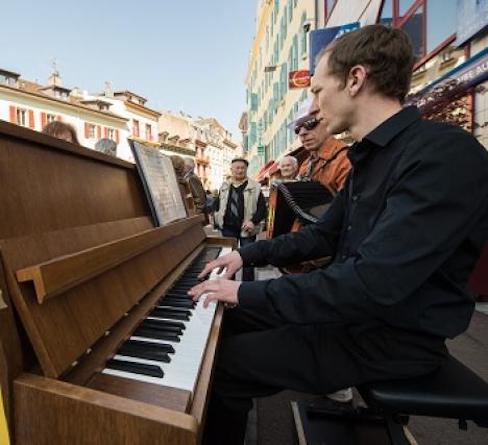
245, 0, 317, 176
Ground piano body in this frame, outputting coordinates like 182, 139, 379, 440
0, 121, 234, 444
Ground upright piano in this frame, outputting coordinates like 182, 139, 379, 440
0, 121, 234, 444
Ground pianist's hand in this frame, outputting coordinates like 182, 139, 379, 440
188, 279, 241, 308
198, 251, 243, 280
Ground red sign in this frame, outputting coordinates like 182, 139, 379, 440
288, 70, 311, 89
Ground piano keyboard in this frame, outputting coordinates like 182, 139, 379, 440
102, 245, 232, 393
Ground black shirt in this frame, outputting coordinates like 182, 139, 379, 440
237, 107, 488, 339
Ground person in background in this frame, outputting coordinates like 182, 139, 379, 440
183, 158, 207, 216
170, 155, 193, 214
293, 98, 351, 195
189, 24, 488, 445
42, 121, 79, 144
95, 138, 117, 157
276, 155, 298, 181
213, 158, 267, 281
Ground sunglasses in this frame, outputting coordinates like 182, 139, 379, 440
294, 117, 323, 135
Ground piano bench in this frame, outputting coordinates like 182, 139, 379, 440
358, 354, 488, 444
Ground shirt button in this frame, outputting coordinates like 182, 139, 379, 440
352, 195, 359, 201
347, 225, 352, 231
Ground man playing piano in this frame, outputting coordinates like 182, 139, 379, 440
189, 25, 488, 445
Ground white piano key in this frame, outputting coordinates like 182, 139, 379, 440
102, 246, 232, 394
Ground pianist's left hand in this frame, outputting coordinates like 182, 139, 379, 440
188, 279, 241, 309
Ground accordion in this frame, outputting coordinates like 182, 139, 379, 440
267, 181, 334, 239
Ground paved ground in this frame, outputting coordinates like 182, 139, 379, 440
246, 266, 488, 445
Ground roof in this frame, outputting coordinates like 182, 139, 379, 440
0, 81, 127, 123
113, 90, 147, 103
0, 68, 20, 78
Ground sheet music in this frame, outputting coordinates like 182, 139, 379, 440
130, 141, 187, 226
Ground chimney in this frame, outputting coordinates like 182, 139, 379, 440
104, 81, 114, 98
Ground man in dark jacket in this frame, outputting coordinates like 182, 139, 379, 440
189, 25, 488, 445
183, 158, 207, 215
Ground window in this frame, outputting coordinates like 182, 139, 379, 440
46, 113, 56, 124
379, 0, 393, 26
145, 123, 152, 141
88, 124, 96, 138
107, 128, 115, 140
300, 12, 308, 56
0, 74, 17, 86
133, 119, 140, 137
426, 0, 456, 54
378, 1, 456, 65
399, 0, 416, 16
16, 108, 27, 127
400, 5, 425, 61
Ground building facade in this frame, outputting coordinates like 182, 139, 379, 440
98, 89, 161, 161
245, 0, 317, 176
0, 69, 128, 157
195, 118, 241, 190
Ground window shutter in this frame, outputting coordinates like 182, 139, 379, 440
115, 129, 119, 144
103, 127, 108, 138
41, 112, 47, 129
56, 115, 62, 121
97, 126, 101, 139
9, 106, 17, 124
84, 123, 90, 139
28, 110, 35, 129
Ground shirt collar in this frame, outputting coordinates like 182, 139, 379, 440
348, 106, 421, 165
364, 106, 421, 148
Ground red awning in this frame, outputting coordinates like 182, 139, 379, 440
255, 160, 275, 182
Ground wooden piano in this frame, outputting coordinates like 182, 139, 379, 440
0, 121, 235, 444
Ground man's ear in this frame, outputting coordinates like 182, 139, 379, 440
346, 65, 367, 97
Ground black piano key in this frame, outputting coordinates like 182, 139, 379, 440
158, 300, 195, 309
106, 359, 164, 378
134, 327, 181, 342
165, 292, 191, 298
144, 318, 186, 330
118, 342, 171, 363
171, 287, 193, 292
151, 308, 191, 321
141, 319, 183, 334
124, 339, 175, 354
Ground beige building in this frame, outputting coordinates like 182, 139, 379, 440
158, 110, 196, 160
0, 69, 128, 156
195, 118, 240, 190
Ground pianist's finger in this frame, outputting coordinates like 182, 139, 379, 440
198, 259, 220, 279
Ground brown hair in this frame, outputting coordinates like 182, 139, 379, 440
318, 25, 414, 102
170, 155, 186, 177
42, 121, 80, 144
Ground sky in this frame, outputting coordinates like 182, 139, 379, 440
0, 0, 257, 140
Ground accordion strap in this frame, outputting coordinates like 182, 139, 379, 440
277, 182, 319, 224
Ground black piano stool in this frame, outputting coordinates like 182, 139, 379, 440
293, 354, 488, 444
358, 354, 488, 444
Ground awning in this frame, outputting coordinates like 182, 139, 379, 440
408, 47, 488, 112
255, 160, 276, 183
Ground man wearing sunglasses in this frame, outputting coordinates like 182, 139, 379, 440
293, 98, 351, 195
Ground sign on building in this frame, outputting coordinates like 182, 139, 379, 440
309, 22, 360, 75
288, 70, 311, 89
